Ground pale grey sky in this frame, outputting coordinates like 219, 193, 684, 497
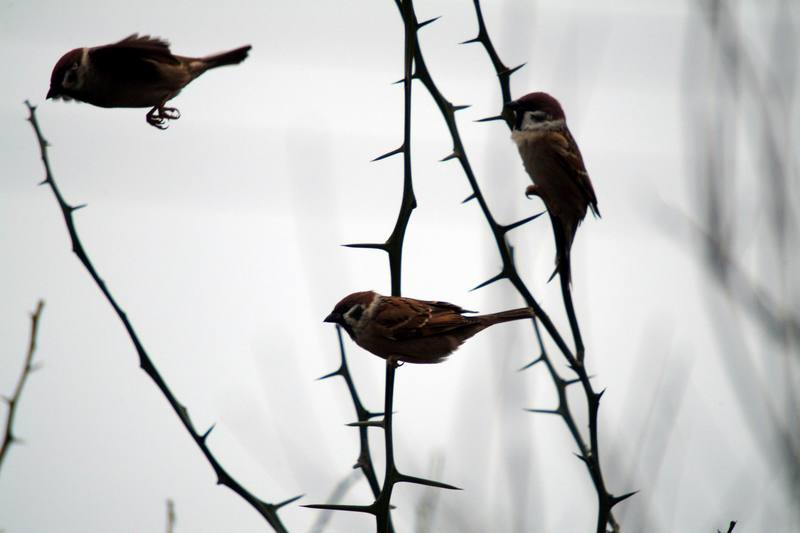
1, 1, 796, 532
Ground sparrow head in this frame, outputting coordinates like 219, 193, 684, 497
324, 291, 378, 337
47, 48, 85, 100
506, 92, 566, 132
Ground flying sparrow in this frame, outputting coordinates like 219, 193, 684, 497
47, 34, 251, 129
507, 92, 600, 281
324, 291, 534, 364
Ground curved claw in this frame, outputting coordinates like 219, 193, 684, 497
525, 184, 540, 199
161, 107, 181, 120
147, 116, 168, 130
146, 105, 180, 129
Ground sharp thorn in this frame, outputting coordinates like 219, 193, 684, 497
302, 503, 376, 515
342, 243, 388, 251
502, 211, 545, 233
71, 203, 88, 211
317, 368, 343, 381
518, 356, 544, 372
452, 104, 471, 112
470, 271, 506, 291
500, 63, 527, 76
474, 114, 505, 123
440, 152, 460, 162
371, 145, 405, 162
524, 408, 560, 415
396, 473, 461, 490
201, 424, 215, 441
417, 16, 441, 29
460, 36, 481, 45
611, 490, 639, 506
346, 420, 384, 428
275, 494, 304, 509
461, 193, 477, 204
573, 452, 590, 465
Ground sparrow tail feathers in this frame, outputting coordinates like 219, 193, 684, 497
202, 45, 252, 69
480, 307, 534, 324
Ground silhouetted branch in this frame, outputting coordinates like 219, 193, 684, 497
462, 2, 623, 531
0, 300, 45, 475
317, 326, 384, 505
308, 2, 462, 530
718, 520, 736, 533
24, 101, 295, 533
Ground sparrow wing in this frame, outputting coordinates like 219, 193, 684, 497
89, 34, 179, 83
550, 130, 600, 218
373, 297, 475, 340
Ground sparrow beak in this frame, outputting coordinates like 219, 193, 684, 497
324, 312, 341, 324
46, 87, 57, 100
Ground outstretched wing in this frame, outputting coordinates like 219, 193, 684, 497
89, 34, 179, 83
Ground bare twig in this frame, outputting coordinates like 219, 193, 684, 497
317, 327, 384, 501
718, 520, 737, 533
24, 101, 297, 533
0, 300, 45, 475
461, 2, 627, 531
165, 499, 175, 533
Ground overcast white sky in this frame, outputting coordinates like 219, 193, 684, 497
1, 1, 796, 532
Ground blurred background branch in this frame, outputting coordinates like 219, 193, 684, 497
683, 0, 799, 528
0, 300, 44, 476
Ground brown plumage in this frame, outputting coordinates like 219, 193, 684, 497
47, 34, 251, 129
508, 92, 599, 281
324, 291, 534, 364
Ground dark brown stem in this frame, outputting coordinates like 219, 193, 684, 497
463, 2, 628, 531
24, 101, 296, 533
0, 300, 45, 474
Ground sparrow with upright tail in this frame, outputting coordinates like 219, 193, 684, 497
324, 291, 534, 364
507, 92, 600, 282
47, 34, 251, 129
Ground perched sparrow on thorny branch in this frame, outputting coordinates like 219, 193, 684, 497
324, 291, 534, 364
47, 34, 251, 129
507, 92, 600, 282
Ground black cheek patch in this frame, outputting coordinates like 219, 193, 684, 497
515, 111, 525, 130
349, 306, 364, 321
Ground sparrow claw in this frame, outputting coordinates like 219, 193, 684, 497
146, 105, 180, 129
386, 357, 404, 368
147, 116, 169, 129
160, 107, 181, 120
525, 184, 540, 199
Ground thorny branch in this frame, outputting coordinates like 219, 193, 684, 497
0, 300, 45, 474
316, 326, 387, 527
449, 1, 631, 531
24, 101, 298, 533
306, 0, 460, 530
